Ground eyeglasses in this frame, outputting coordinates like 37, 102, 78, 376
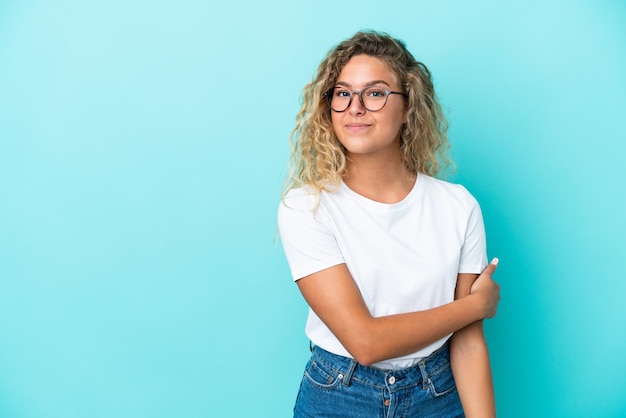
324, 86, 406, 112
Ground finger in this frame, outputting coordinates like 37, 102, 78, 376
481, 258, 499, 275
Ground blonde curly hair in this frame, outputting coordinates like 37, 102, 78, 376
284, 30, 451, 196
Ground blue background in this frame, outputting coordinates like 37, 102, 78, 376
1, 1, 625, 417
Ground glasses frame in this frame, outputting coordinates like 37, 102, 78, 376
324, 86, 407, 112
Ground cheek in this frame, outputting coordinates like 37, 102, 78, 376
389, 108, 407, 133
382, 113, 405, 135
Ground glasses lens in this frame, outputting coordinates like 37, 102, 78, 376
361, 87, 388, 111
329, 88, 351, 112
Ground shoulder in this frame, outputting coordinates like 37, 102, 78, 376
419, 174, 480, 210
279, 183, 342, 213
279, 186, 320, 216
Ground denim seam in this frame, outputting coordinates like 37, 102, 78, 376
312, 354, 348, 378
427, 361, 451, 377
305, 362, 343, 389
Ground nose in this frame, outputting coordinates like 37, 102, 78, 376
348, 91, 365, 115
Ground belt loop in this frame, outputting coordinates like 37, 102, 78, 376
342, 359, 358, 387
418, 360, 429, 390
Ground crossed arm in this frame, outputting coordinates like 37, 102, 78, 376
450, 273, 496, 417
296, 261, 500, 367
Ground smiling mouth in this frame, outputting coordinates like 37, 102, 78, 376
346, 123, 372, 130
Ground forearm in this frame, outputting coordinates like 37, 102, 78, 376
347, 294, 485, 366
450, 321, 496, 417
297, 264, 499, 367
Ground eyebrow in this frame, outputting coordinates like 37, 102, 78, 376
335, 79, 392, 88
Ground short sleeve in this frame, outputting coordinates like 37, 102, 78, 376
458, 190, 488, 274
277, 190, 345, 281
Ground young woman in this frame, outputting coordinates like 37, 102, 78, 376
278, 31, 501, 417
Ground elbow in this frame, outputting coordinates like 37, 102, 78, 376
337, 317, 383, 367
354, 355, 376, 367
345, 335, 379, 367
351, 350, 377, 367
450, 322, 487, 359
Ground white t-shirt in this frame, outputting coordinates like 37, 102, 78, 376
278, 174, 487, 370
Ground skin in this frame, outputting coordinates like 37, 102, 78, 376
451, 274, 497, 417
331, 54, 413, 203
297, 54, 499, 416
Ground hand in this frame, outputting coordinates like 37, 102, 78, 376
470, 258, 501, 319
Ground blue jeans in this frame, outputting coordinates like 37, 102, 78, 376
294, 340, 464, 418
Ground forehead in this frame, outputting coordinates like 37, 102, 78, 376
336, 54, 398, 87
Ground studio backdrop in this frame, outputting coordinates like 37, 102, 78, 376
1, 1, 625, 417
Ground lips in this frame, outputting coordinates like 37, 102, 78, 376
345, 123, 372, 131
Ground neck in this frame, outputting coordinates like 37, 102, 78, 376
343, 151, 416, 204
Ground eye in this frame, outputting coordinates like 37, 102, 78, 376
365, 87, 386, 98
334, 89, 351, 98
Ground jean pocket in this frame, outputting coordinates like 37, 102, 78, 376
427, 362, 457, 398
303, 358, 344, 390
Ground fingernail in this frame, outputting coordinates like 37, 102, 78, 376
491, 258, 499, 265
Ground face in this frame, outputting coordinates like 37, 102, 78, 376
330, 54, 406, 159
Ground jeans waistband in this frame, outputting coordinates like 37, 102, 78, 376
310, 340, 451, 391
